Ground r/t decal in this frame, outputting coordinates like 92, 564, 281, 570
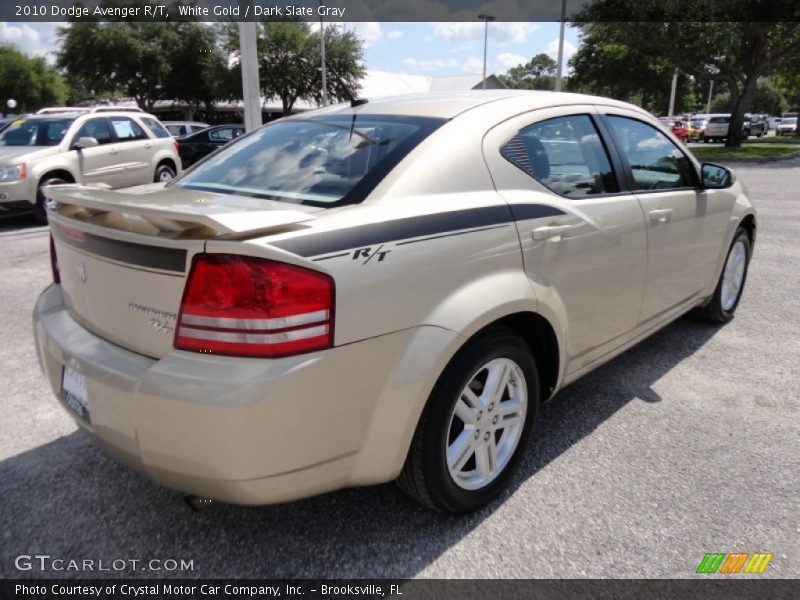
352, 244, 391, 264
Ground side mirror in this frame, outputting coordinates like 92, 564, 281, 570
72, 136, 99, 150
701, 163, 734, 189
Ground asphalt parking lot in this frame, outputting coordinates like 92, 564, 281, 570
1, 161, 798, 580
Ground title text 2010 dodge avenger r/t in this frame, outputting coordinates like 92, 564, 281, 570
33, 91, 755, 513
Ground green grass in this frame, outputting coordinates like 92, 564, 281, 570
690, 144, 800, 160
746, 135, 800, 144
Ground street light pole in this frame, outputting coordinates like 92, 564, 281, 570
668, 68, 678, 117
706, 79, 714, 115
478, 14, 495, 90
555, 0, 567, 92
319, 2, 327, 107
238, 20, 262, 132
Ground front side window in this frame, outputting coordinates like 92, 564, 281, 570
0, 118, 74, 147
607, 116, 696, 190
109, 117, 148, 142
209, 127, 237, 141
172, 115, 444, 207
73, 118, 113, 145
500, 114, 618, 197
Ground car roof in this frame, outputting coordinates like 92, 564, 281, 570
294, 90, 649, 121
164, 121, 208, 126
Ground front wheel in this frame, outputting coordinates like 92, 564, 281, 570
34, 176, 67, 223
696, 227, 752, 323
397, 327, 539, 513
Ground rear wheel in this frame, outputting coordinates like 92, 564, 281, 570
154, 162, 177, 183
34, 176, 67, 224
397, 327, 539, 513
696, 227, 751, 323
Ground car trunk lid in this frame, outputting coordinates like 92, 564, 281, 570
47, 184, 319, 359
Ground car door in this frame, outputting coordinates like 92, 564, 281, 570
600, 111, 728, 324
483, 108, 648, 374
107, 116, 153, 187
69, 117, 125, 186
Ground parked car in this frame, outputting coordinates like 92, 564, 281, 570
163, 121, 210, 138
657, 117, 689, 143
742, 114, 767, 138
703, 115, 731, 142
687, 117, 708, 141
176, 124, 245, 168
0, 109, 180, 222
776, 117, 797, 136
36, 91, 755, 513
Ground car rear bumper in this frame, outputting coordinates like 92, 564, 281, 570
33, 284, 459, 505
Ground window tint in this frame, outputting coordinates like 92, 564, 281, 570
607, 116, 696, 190
109, 117, 148, 142
172, 115, 443, 207
74, 118, 113, 145
209, 127, 238, 141
709, 116, 730, 124
500, 114, 618, 197
141, 117, 171, 139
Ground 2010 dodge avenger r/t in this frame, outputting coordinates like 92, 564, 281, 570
33, 91, 755, 513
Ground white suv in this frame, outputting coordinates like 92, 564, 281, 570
0, 108, 181, 222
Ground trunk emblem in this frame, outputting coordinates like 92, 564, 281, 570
73, 261, 87, 284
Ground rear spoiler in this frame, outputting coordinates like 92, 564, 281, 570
44, 184, 317, 238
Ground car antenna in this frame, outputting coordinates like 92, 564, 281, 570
324, 59, 368, 108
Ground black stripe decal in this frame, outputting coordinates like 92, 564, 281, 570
55, 226, 187, 273
273, 204, 564, 258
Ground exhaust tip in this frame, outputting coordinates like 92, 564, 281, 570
184, 495, 214, 511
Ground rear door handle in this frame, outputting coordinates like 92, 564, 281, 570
144, 143, 152, 149
532, 224, 571, 241
649, 208, 673, 223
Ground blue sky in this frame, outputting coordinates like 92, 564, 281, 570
0, 21, 579, 77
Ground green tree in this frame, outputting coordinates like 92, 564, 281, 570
568, 23, 695, 114
226, 21, 364, 116
499, 53, 557, 90
573, 2, 800, 146
0, 45, 68, 113
58, 21, 227, 113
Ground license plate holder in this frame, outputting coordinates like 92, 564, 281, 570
62, 366, 90, 422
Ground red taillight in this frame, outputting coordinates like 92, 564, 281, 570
50, 234, 60, 284
173, 140, 179, 152
174, 254, 335, 358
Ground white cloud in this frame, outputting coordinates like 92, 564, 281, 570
0, 22, 61, 61
386, 30, 404, 40
546, 38, 578, 62
496, 52, 527, 70
403, 57, 459, 72
431, 22, 539, 47
460, 57, 484, 73
346, 22, 384, 49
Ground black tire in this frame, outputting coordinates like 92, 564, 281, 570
154, 162, 177, 183
397, 327, 539, 513
34, 176, 67, 224
696, 227, 752, 324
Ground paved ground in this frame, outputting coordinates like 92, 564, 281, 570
1, 162, 798, 579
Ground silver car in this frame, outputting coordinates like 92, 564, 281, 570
0, 109, 181, 222
34, 91, 755, 513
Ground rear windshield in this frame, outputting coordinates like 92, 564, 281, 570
170, 114, 444, 207
0, 117, 74, 146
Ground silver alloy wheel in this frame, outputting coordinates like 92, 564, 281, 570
721, 239, 747, 311
158, 168, 175, 182
446, 358, 527, 491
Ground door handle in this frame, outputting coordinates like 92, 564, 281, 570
109, 149, 118, 156
649, 208, 673, 223
532, 224, 571, 241
144, 143, 152, 149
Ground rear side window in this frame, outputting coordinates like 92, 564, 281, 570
141, 117, 171, 139
109, 117, 148, 142
606, 116, 696, 190
500, 114, 619, 198
709, 116, 730, 124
